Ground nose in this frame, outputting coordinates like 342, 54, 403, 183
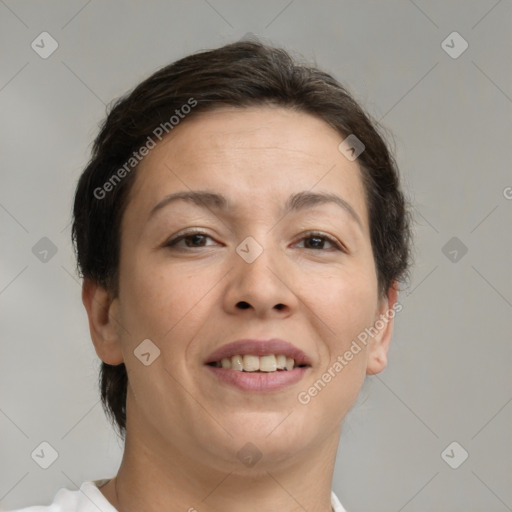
222, 239, 299, 318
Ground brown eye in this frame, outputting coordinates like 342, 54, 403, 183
165, 231, 216, 249
295, 232, 344, 252
303, 235, 333, 250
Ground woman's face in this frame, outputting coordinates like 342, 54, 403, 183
99, 106, 395, 470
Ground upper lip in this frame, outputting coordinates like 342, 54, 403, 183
204, 339, 312, 367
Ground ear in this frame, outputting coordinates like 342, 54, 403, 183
82, 278, 124, 365
366, 282, 400, 375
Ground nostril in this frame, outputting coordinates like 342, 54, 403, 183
237, 301, 251, 309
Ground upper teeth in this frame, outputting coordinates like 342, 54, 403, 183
214, 354, 296, 372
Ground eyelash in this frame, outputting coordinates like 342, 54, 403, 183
164, 229, 346, 252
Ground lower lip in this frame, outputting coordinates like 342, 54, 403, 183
205, 365, 309, 392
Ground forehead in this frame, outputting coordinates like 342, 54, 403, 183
124, 106, 369, 230
151, 106, 349, 169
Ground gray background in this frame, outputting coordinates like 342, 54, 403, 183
1, 1, 511, 511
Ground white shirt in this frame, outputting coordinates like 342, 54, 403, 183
7, 478, 347, 512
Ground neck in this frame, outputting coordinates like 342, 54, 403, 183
101, 419, 340, 512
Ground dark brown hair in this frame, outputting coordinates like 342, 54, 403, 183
72, 40, 412, 440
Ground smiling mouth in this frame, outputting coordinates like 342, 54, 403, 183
206, 354, 309, 372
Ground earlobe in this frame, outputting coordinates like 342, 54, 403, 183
82, 278, 124, 365
366, 283, 399, 376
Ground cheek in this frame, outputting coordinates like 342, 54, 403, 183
313, 265, 378, 348
299, 270, 376, 422
118, 256, 218, 343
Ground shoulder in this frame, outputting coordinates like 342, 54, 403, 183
5, 479, 117, 512
331, 490, 348, 512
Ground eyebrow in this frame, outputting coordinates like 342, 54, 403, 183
148, 190, 363, 228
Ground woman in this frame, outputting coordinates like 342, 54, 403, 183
11, 40, 411, 512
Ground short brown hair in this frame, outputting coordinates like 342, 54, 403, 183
72, 41, 412, 440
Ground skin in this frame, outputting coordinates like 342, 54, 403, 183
83, 106, 398, 512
